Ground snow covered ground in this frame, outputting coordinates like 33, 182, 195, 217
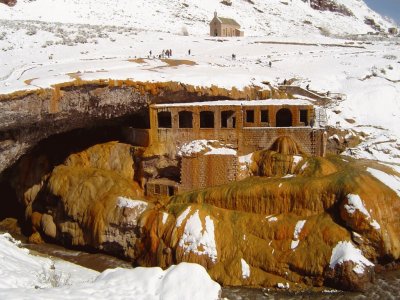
0, 233, 221, 299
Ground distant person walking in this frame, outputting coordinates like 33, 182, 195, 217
306, 84, 310, 90
149, 50, 152, 56
188, 49, 191, 55
269, 61, 272, 67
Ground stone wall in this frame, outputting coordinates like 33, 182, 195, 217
240, 127, 326, 156
149, 101, 325, 156
180, 155, 238, 191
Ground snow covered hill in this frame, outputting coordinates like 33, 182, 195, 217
0, 0, 395, 37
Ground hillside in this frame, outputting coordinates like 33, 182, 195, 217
0, 0, 395, 36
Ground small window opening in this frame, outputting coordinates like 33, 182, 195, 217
300, 110, 308, 126
179, 111, 193, 128
168, 186, 175, 196
261, 110, 269, 123
246, 110, 254, 123
154, 184, 161, 195
221, 110, 236, 128
200, 111, 214, 128
157, 111, 172, 128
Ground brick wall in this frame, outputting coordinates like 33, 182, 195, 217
158, 127, 325, 157
239, 127, 326, 156
180, 155, 238, 191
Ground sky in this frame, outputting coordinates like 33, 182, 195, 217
364, 0, 400, 25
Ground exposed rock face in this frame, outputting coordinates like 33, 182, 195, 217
26, 142, 147, 258
0, 84, 148, 176
13, 139, 400, 291
308, 0, 353, 16
325, 260, 375, 291
0, 0, 17, 7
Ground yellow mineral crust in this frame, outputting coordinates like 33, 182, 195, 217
23, 141, 400, 290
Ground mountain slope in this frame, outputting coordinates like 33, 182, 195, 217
0, 0, 395, 37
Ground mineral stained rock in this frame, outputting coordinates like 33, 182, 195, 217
12, 141, 400, 291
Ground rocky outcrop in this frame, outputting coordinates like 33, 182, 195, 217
24, 142, 147, 258
0, 0, 16, 7
0, 80, 278, 175
12, 139, 400, 292
308, 0, 353, 16
326, 259, 375, 291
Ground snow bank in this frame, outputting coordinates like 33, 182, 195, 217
176, 206, 192, 227
366, 168, 400, 197
277, 282, 290, 289
329, 241, 374, 275
93, 263, 221, 300
178, 210, 218, 263
0, 233, 221, 299
116, 197, 148, 212
266, 215, 278, 222
178, 140, 214, 156
240, 258, 250, 279
291, 220, 306, 250
344, 194, 380, 230
292, 155, 303, 167
0, 233, 98, 290
162, 212, 169, 225
205, 147, 237, 156
178, 140, 236, 156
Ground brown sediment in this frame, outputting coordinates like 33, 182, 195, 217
24, 78, 38, 85
127, 58, 147, 64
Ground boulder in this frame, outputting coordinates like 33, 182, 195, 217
41, 214, 56, 239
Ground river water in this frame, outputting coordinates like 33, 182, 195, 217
8, 232, 400, 300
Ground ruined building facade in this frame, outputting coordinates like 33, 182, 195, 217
149, 99, 326, 156
144, 99, 327, 196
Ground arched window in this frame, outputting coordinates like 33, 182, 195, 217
179, 111, 193, 128
276, 108, 292, 127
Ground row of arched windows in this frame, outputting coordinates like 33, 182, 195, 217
157, 108, 302, 129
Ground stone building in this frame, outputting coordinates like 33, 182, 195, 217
149, 99, 326, 156
209, 11, 244, 37
147, 99, 327, 193
125, 98, 328, 193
